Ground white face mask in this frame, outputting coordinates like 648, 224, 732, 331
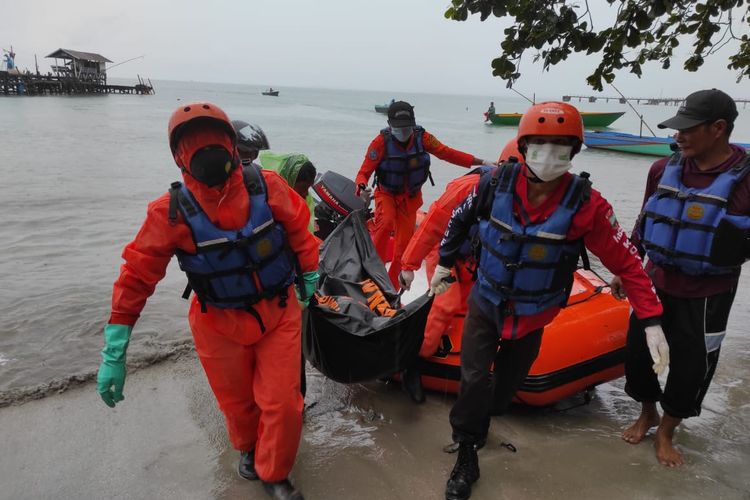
525, 143, 573, 182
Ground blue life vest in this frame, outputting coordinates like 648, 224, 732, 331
475, 163, 591, 316
639, 154, 750, 275
169, 165, 297, 314
375, 126, 431, 195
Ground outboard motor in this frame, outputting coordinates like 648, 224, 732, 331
313, 171, 369, 239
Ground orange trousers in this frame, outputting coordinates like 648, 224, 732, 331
420, 249, 474, 358
371, 189, 424, 288
189, 289, 304, 482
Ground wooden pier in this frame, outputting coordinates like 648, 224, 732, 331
0, 71, 153, 96
562, 94, 749, 108
1, 48, 153, 97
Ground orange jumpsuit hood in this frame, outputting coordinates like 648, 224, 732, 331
175, 126, 248, 230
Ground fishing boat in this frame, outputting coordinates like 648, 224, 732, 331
488, 111, 625, 128
309, 170, 631, 406
262, 88, 279, 96
584, 130, 750, 156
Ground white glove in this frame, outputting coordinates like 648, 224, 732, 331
356, 183, 373, 204
429, 265, 453, 296
398, 270, 415, 290
644, 325, 670, 375
481, 159, 497, 167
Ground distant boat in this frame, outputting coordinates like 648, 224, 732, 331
583, 130, 750, 156
374, 104, 389, 114
262, 89, 279, 96
488, 111, 625, 127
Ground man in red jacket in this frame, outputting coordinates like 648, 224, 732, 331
355, 101, 493, 287
435, 102, 666, 500
96, 103, 318, 500
398, 139, 522, 403
615, 89, 750, 467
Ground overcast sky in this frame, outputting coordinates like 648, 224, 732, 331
5, 0, 748, 98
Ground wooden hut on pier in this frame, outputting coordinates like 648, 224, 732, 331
46, 48, 112, 85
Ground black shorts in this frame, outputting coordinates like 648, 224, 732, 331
624, 288, 736, 419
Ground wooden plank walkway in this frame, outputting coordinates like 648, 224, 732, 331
0, 71, 153, 96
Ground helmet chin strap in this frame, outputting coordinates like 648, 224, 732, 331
525, 166, 546, 184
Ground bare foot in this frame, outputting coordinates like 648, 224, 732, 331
654, 421, 684, 467
622, 405, 660, 444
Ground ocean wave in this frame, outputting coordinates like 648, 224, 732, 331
0, 339, 195, 409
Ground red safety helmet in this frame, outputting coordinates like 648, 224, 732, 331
498, 137, 522, 163
167, 102, 237, 155
517, 101, 583, 155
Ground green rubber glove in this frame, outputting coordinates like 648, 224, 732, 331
97, 324, 132, 408
296, 271, 320, 308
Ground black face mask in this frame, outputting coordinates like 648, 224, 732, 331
189, 146, 235, 186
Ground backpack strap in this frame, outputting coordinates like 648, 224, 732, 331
242, 163, 266, 197
560, 172, 594, 270
168, 182, 182, 226
168, 181, 198, 226
564, 171, 592, 210
476, 159, 517, 221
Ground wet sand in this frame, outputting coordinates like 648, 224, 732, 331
2, 353, 748, 500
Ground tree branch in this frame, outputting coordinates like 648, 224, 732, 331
446, 0, 750, 90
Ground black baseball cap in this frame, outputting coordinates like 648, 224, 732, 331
388, 101, 416, 127
657, 89, 738, 130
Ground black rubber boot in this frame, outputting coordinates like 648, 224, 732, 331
238, 450, 258, 480
262, 479, 305, 500
445, 443, 480, 500
402, 366, 426, 404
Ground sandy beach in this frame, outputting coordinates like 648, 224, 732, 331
2, 352, 748, 500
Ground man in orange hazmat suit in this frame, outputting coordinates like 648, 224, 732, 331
96, 102, 318, 500
355, 101, 493, 288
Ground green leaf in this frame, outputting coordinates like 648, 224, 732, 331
635, 10, 652, 29
627, 27, 641, 47
684, 54, 705, 71
493, 5, 508, 17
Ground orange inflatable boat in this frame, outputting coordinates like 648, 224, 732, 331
418, 269, 630, 406
312, 171, 630, 406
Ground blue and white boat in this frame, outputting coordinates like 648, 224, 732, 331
583, 130, 750, 157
